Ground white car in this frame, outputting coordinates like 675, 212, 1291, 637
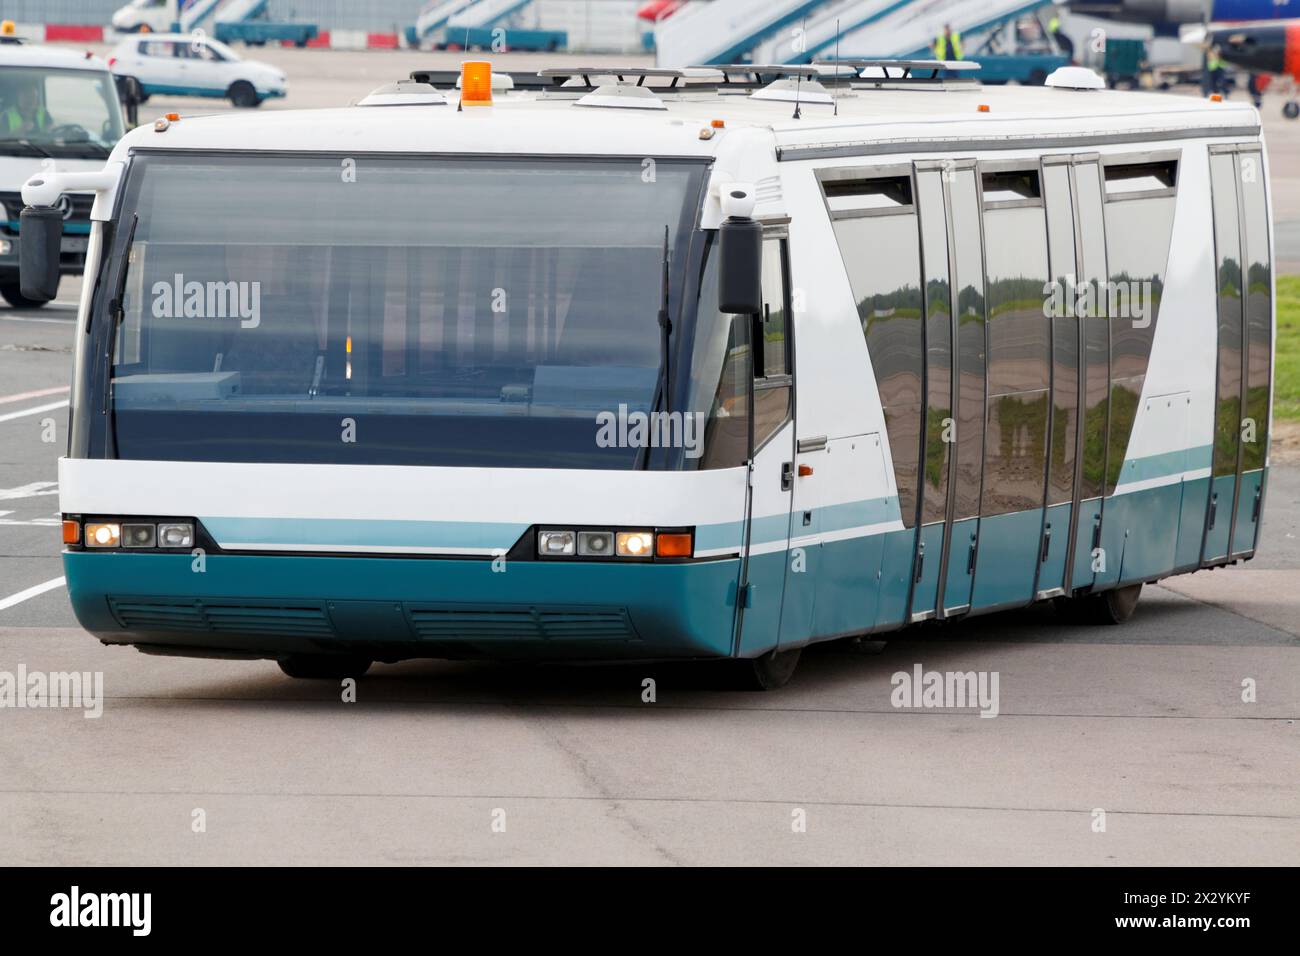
108, 33, 287, 108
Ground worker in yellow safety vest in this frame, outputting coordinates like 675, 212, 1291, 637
2, 81, 52, 135
934, 24, 962, 61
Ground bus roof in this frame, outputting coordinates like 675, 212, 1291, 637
122, 79, 1259, 159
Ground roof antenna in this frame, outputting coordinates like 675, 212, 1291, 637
792, 15, 806, 119
833, 18, 841, 116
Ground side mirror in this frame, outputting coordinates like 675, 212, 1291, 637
19, 205, 63, 303
114, 75, 143, 128
717, 181, 763, 315
718, 216, 763, 314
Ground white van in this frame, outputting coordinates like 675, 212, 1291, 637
0, 42, 127, 307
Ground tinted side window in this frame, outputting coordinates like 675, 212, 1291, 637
917, 169, 952, 526
982, 196, 1050, 516
949, 169, 985, 522
1209, 152, 1243, 478
754, 236, 792, 448
1240, 151, 1271, 472
1043, 162, 1078, 506
826, 174, 924, 527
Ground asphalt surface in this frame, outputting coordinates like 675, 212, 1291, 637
0, 49, 1296, 865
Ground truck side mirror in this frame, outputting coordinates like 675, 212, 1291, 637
19, 205, 63, 303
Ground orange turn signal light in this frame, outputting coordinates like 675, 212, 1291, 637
1210, 94, 1223, 102
656, 532, 693, 558
977, 104, 990, 112
798, 464, 814, 477
461, 60, 493, 106
62, 520, 80, 544
711, 118, 725, 128
165, 112, 179, 121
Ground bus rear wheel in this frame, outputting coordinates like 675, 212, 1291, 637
228, 81, 262, 108
1056, 582, 1143, 625
726, 647, 801, 690
278, 654, 372, 679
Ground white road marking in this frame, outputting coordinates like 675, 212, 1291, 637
0, 314, 77, 324
0, 399, 69, 424
0, 576, 66, 613
0, 385, 69, 405
0, 481, 58, 501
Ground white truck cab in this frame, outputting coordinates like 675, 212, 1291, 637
0, 41, 127, 307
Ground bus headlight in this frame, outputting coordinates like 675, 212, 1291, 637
158, 523, 194, 548
122, 523, 157, 548
615, 531, 654, 557
577, 530, 614, 556
537, 529, 576, 556
85, 522, 121, 548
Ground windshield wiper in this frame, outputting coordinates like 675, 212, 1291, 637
102, 214, 138, 458
637, 226, 673, 470
59, 141, 110, 158
0, 139, 53, 158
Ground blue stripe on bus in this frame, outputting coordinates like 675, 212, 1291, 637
1116, 444, 1213, 487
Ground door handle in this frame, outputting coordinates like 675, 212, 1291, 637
1208, 491, 1218, 530
781, 461, 793, 491
966, 535, 978, 574
1252, 485, 1262, 522
1091, 513, 1103, 551
913, 542, 926, 583
1040, 523, 1052, 562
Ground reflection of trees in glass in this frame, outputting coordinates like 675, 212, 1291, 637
1218, 257, 1242, 298
956, 283, 984, 322
986, 276, 1045, 318
1104, 384, 1140, 490
924, 406, 951, 489
854, 284, 923, 334
1212, 394, 1242, 476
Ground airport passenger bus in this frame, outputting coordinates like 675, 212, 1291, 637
20, 60, 1274, 688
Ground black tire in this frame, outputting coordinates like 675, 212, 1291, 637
278, 654, 372, 679
1027, 69, 1047, 86
1284, 101, 1300, 120
724, 647, 801, 690
228, 81, 261, 108
1055, 582, 1143, 625
0, 281, 52, 309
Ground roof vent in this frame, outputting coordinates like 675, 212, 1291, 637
751, 77, 833, 105
575, 84, 667, 110
358, 81, 446, 107
1044, 66, 1106, 90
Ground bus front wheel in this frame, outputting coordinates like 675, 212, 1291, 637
727, 647, 801, 690
278, 654, 372, 679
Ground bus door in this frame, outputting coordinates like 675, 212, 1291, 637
1204, 144, 1272, 564
908, 160, 987, 620
1039, 154, 1111, 596
739, 230, 797, 656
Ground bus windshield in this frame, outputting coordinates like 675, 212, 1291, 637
105, 152, 709, 469
0, 66, 123, 157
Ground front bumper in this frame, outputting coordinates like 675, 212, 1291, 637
64, 551, 741, 662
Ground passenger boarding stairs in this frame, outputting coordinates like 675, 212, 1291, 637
406, 0, 478, 46
446, 0, 538, 36
179, 0, 268, 33
657, 0, 1052, 66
